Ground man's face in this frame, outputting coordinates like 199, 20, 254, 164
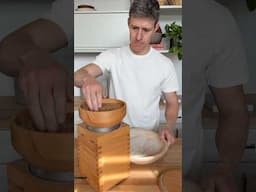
128, 16, 159, 55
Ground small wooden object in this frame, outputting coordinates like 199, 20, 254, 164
77, 123, 130, 192
158, 169, 181, 192
167, 0, 182, 5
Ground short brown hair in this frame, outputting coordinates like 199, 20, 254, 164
129, 0, 160, 23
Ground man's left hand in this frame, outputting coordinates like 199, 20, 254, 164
159, 128, 176, 145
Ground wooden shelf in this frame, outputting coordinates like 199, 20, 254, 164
74, 5, 182, 14
160, 5, 182, 15
160, 5, 182, 9
75, 10, 128, 14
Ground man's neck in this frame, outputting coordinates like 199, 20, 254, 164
129, 45, 151, 55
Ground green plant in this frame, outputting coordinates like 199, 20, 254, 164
164, 22, 182, 60
247, 0, 256, 11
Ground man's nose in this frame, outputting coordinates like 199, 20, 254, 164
136, 29, 143, 41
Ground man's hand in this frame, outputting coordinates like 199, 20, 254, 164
159, 127, 176, 145
162, 92, 179, 145
81, 76, 105, 111
74, 64, 105, 111
201, 164, 239, 192
18, 49, 72, 132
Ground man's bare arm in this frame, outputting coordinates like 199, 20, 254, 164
74, 64, 104, 111
164, 92, 179, 131
74, 63, 103, 88
210, 85, 249, 169
159, 92, 179, 144
0, 18, 67, 76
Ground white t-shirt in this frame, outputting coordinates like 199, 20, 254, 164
93, 46, 179, 130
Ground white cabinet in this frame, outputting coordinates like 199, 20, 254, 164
75, 11, 129, 52
74, 1, 182, 53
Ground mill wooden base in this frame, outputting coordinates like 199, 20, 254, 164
77, 123, 130, 192
7, 160, 73, 192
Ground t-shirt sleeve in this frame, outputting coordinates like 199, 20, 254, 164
42, 0, 73, 41
92, 50, 116, 73
161, 60, 179, 93
92, 50, 116, 74
207, 12, 248, 88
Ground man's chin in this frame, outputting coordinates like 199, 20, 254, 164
130, 45, 145, 54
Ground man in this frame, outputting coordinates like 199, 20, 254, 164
183, 0, 249, 191
74, 0, 179, 144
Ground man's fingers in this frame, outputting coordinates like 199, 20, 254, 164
83, 85, 92, 110
90, 91, 99, 111
26, 73, 46, 131
40, 81, 58, 132
53, 78, 66, 126
159, 130, 165, 141
96, 89, 103, 109
18, 74, 29, 99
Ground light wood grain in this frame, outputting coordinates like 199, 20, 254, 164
75, 137, 182, 192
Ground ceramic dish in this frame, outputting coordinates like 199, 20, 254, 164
76, 4, 96, 11
130, 128, 170, 165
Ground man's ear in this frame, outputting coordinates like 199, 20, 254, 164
154, 22, 160, 32
128, 17, 130, 26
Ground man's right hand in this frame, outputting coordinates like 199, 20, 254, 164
82, 76, 105, 111
18, 49, 73, 132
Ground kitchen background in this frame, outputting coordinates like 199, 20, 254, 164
74, 0, 182, 128
0, 0, 255, 191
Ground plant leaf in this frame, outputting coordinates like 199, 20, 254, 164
247, 0, 256, 11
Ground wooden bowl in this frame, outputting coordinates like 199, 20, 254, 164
79, 98, 126, 128
10, 110, 74, 172
76, 4, 96, 11
130, 128, 170, 165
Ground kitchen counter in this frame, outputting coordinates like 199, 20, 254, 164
74, 138, 182, 192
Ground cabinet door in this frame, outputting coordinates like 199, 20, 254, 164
75, 12, 129, 52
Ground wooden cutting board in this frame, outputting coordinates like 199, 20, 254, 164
158, 169, 181, 192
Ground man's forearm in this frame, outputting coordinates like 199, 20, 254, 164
216, 109, 249, 170
210, 86, 249, 171
74, 64, 103, 88
74, 67, 92, 88
0, 19, 67, 76
165, 98, 179, 131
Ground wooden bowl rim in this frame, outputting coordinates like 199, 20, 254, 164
80, 98, 126, 113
